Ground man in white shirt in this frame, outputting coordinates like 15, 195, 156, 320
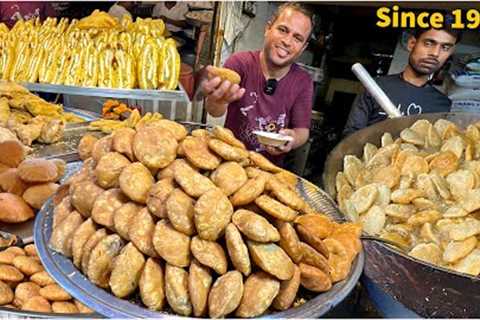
108, 2, 133, 20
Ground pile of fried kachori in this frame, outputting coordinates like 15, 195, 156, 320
337, 119, 480, 276
50, 120, 361, 317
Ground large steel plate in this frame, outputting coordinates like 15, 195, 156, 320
34, 162, 364, 318
323, 112, 480, 317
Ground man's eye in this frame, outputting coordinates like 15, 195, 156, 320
441, 45, 452, 52
424, 40, 434, 46
278, 27, 287, 33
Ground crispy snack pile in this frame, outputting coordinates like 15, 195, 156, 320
0, 139, 66, 224
49, 121, 361, 317
0, 10, 180, 90
336, 119, 480, 276
0, 81, 84, 147
0, 243, 93, 313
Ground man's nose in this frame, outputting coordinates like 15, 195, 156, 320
281, 35, 293, 48
429, 45, 441, 57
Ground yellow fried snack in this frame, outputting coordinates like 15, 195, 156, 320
109, 242, 145, 298
139, 258, 165, 311
235, 271, 280, 318
225, 223, 251, 276
152, 220, 191, 267
81, 228, 108, 274
190, 236, 228, 275
164, 264, 192, 316
49, 211, 84, 257
128, 208, 158, 258
95, 152, 131, 188
113, 202, 142, 240
165, 188, 195, 236
39, 284, 72, 301
87, 234, 125, 289
194, 189, 233, 241
232, 209, 280, 243
91, 189, 128, 230
147, 178, 175, 218
211, 162, 248, 196
255, 195, 298, 222
12, 255, 43, 276
188, 259, 212, 317
145, 119, 188, 141
208, 139, 249, 162
249, 151, 282, 173
272, 265, 301, 311
182, 136, 220, 170
209, 66, 241, 85
173, 159, 216, 198
212, 126, 246, 149
72, 219, 97, 268
112, 128, 136, 161
207, 270, 244, 318
230, 176, 266, 207
247, 241, 295, 281
119, 162, 155, 204
133, 126, 177, 169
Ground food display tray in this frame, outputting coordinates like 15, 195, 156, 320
34, 163, 364, 318
323, 112, 480, 317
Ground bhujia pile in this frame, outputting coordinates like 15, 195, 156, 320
49, 120, 361, 317
337, 118, 480, 276
0, 243, 93, 313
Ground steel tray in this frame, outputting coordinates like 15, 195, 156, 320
323, 112, 480, 317
34, 162, 364, 318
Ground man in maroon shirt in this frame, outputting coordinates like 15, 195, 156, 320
0, 2, 56, 28
201, 3, 314, 165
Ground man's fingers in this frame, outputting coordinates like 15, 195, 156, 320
210, 80, 232, 101
202, 77, 222, 95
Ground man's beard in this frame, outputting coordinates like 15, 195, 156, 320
408, 56, 440, 77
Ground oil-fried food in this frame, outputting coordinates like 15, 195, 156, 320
164, 264, 192, 316
73, 300, 93, 313
209, 67, 241, 85
166, 188, 195, 236
232, 209, 280, 242
225, 223, 251, 276
0, 250, 16, 264
133, 126, 177, 169
119, 162, 155, 204
323, 238, 352, 283
0, 140, 25, 168
0, 192, 34, 223
182, 136, 220, 170
70, 180, 104, 218
249, 151, 282, 173
49, 210, 83, 257
21, 296, 51, 312
188, 259, 212, 317
91, 135, 113, 163
23, 182, 59, 209
146, 119, 188, 141
30, 271, 55, 287
87, 234, 124, 289
210, 161, 247, 196
91, 188, 128, 230
156, 161, 175, 180
299, 242, 330, 274
71, 218, 97, 268
247, 240, 295, 280
0, 279, 13, 305
51, 301, 79, 313
230, 176, 266, 207
212, 126, 246, 149
95, 152, 131, 188
173, 159, 217, 198
194, 188, 233, 241
110, 242, 145, 298
113, 202, 142, 240
81, 228, 108, 274
128, 207, 158, 257
12, 256, 43, 275
267, 176, 306, 211
298, 263, 332, 292
294, 213, 334, 239
208, 138, 249, 162
0, 168, 28, 196
296, 225, 329, 258
146, 178, 175, 218
255, 195, 298, 222
14, 281, 40, 305
78, 135, 98, 161
191, 236, 227, 274
277, 221, 303, 264
139, 258, 165, 311
112, 128, 136, 161
208, 270, 244, 318
236, 271, 280, 317
272, 264, 301, 311
17, 159, 58, 183
0, 264, 24, 282
39, 284, 72, 301
152, 220, 190, 267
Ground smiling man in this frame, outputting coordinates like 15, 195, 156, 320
201, 3, 314, 165
343, 26, 461, 136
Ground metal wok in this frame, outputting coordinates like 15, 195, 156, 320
323, 112, 480, 318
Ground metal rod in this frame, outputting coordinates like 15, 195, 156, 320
351, 63, 401, 118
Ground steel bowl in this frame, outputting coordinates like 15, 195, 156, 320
323, 112, 480, 318
34, 162, 364, 318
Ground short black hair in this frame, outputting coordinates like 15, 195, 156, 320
412, 14, 462, 44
